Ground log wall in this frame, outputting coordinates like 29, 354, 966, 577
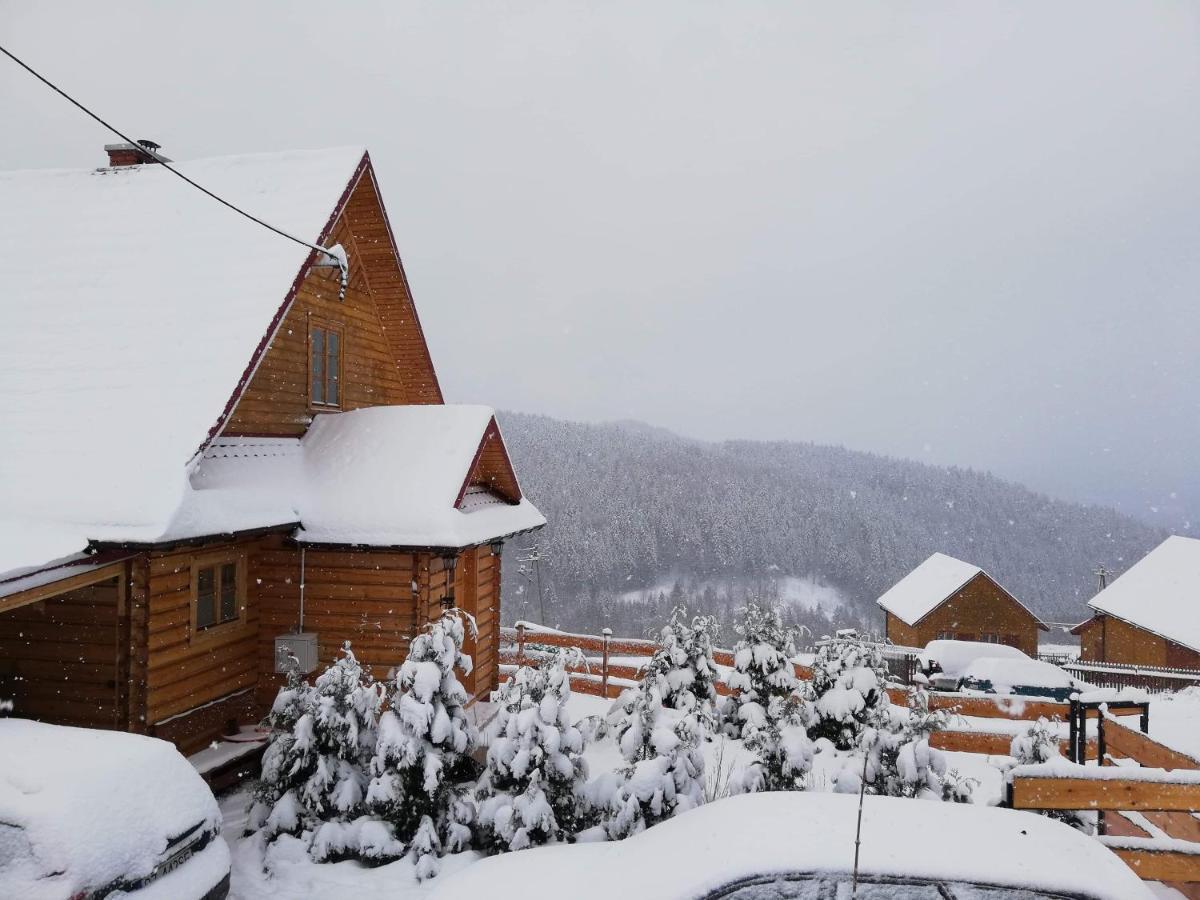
0, 577, 122, 729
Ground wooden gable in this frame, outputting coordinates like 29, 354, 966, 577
457, 416, 523, 506
220, 154, 442, 439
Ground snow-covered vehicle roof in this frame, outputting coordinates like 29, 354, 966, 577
918, 639, 1030, 678
0, 718, 227, 899
1088, 534, 1200, 654
876, 552, 1046, 629
960, 657, 1089, 701
428, 792, 1151, 900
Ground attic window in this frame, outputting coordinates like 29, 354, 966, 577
309, 320, 343, 409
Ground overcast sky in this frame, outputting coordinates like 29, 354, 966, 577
4, 1, 1198, 528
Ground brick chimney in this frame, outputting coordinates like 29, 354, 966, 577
104, 140, 169, 168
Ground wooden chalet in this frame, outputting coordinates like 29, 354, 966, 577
1072, 535, 1200, 669
877, 552, 1048, 655
0, 145, 544, 753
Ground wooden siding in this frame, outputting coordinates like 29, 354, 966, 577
1080, 614, 1200, 668
455, 546, 500, 701
223, 170, 440, 438
0, 577, 122, 729
144, 541, 261, 737
462, 419, 522, 504
254, 538, 422, 704
884, 572, 1041, 656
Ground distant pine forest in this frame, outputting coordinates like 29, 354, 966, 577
497, 412, 1164, 645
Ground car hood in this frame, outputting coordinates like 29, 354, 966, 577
430, 792, 1151, 900
0, 718, 221, 899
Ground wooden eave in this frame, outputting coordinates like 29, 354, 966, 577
0, 556, 130, 615
454, 415, 524, 508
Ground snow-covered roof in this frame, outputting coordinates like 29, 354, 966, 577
428, 792, 1151, 900
1088, 534, 1200, 654
171, 405, 544, 549
876, 551, 1045, 629
0, 147, 367, 578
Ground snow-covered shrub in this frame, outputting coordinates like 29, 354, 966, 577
730, 693, 814, 794
808, 636, 890, 750
475, 652, 589, 852
256, 643, 386, 858
247, 652, 316, 834
1009, 717, 1090, 832
642, 607, 720, 718
723, 602, 801, 738
366, 610, 479, 879
599, 663, 706, 839
1010, 716, 1060, 765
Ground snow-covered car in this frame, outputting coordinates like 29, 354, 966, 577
0, 718, 229, 900
918, 639, 1031, 691
959, 656, 1092, 702
428, 792, 1151, 900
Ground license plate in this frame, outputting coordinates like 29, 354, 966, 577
154, 843, 196, 878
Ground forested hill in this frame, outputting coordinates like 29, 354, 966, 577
497, 411, 1165, 635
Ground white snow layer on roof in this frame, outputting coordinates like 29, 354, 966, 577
0, 718, 221, 899
875, 552, 982, 626
0, 146, 366, 578
428, 791, 1151, 900
176, 405, 545, 548
1089, 534, 1200, 653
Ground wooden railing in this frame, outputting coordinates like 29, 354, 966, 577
1064, 660, 1200, 693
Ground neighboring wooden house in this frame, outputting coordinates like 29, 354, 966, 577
0, 145, 544, 753
877, 552, 1047, 655
1072, 535, 1200, 669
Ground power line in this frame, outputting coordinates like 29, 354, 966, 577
0, 42, 344, 272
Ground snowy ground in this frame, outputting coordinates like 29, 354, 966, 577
1118, 686, 1200, 761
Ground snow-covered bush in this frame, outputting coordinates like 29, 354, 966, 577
255, 643, 386, 859
1010, 716, 1060, 765
247, 651, 316, 834
599, 661, 706, 839
723, 602, 801, 738
808, 636, 891, 750
475, 652, 589, 852
730, 693, 814, 794
641, 607, 720, 718
366, 610, 479, 879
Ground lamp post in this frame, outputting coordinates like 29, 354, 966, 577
440, 551, 458, 611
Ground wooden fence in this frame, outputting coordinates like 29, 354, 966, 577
1064, 660, 1200, 693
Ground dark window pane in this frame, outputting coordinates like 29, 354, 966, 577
327, 330, 340, 406
220, 563, 238, 622
196, 567, 215, 628
311, 327, 325, 404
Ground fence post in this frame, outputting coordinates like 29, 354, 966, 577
1097, 710, 1107, 767
517, 622, 526, 663
602, 628, 612, 698
1068, 698, 1079, 764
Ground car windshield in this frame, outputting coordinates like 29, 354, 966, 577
709, 874, 1086, 899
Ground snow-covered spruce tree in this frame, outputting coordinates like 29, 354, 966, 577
808, 635, 891, 751
641, 607, 720, 718
722, 602, 800, 739
366, 610, 479, 880
599, 661, 706, 839
869, 684, 973, 801
730, 693, 814, 794
247, 651, 316, 834
475, 652, 589, 853
256, 643, 387, 860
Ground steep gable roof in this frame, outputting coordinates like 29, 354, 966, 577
1088, 535, 1200, 654
877, 551, 1047, 629
0, 147, 371, 577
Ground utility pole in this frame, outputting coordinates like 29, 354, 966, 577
518, 545, 550, 624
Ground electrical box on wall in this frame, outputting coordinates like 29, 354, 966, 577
275, 632, 319, 674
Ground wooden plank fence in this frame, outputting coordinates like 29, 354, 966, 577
1064, 660, 1200, 693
